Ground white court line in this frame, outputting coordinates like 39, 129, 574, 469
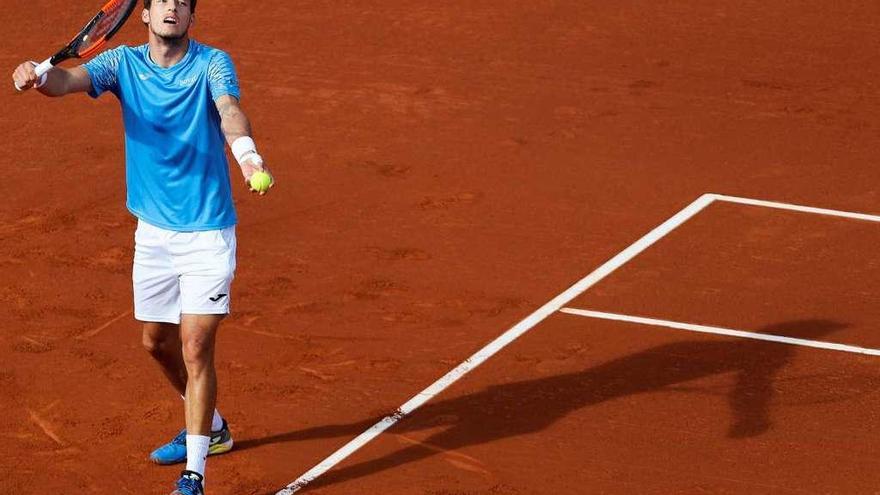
560, 308, 880, 356
711, 194, 880, 223
275, 192, 880, 493
274, 194, 717, 494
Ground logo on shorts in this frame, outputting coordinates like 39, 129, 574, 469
209, 293, 228, 302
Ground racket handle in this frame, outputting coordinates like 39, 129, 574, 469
33, 58, 54, 78
14, 58, 53, 92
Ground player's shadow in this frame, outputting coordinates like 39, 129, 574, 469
243, 319, 848, 492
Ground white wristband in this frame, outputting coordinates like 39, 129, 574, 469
29, 61, 47, 88
231, 136, 262, 165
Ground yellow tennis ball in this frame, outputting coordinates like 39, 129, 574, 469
249, 171, 272, 193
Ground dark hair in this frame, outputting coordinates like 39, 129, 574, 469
143, 0, 197, 13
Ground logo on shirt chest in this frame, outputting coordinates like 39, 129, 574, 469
135, 73, 197, 87
178, 76, 198, 87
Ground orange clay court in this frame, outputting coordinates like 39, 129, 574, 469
3, 2, 880, 494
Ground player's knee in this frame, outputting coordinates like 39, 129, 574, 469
142, 325, 177, 358
142, 332, 168, 358
181, 335, 213, 367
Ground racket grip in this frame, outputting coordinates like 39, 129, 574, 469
33, 58, 54, 78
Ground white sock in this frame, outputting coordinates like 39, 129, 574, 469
181, 395, 224, 432
211, 409, 224, 432
185, 434, 210, 477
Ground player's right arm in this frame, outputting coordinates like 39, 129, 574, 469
12, 63, 92, 97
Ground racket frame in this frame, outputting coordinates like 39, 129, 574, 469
15, 0, 137, 90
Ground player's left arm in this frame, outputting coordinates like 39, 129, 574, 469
216, 94, 274, 194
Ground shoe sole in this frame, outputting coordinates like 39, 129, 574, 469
209, 438, 234, 456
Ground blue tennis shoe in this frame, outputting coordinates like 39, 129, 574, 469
171, 470, 204, 495
150, 419, 234, 465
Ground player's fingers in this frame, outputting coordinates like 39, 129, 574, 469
16, 63, 36, 81
12, 69, 26, 89
249, 183, 269, 195
13, 76, 33, 91
13, 64, 37, 91
240, 162, 258, 180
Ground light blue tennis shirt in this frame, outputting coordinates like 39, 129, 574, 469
83, 40, 238, 231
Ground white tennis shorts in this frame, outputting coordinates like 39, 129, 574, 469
133, 219, 236, 324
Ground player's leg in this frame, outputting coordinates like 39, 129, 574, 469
173, 225, 237, 483
146, 324, 232, 465
135, 220, 231, 466
143, 321, 230, 438
143, 321, 187, 396
179, 313, 223, 476
146, 316, 230, 464
180, 314, 222, 435
134, 220, 188, 464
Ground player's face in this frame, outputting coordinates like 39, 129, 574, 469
143, 0, 194, 41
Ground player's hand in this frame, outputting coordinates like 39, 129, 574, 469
12, 61, 39, 91
240, 156, 275, 195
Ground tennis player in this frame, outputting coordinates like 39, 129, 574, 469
12, 0, 272, 493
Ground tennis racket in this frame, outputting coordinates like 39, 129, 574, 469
15, 0, 138, 91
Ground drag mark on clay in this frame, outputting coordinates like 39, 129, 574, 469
20, 336, 48, 347
76, 310, 132, 340
17, 335, 53, 353
393, 433, 493, 478
0, 213, 47, 235
27, 409, 64, 446
328, 359, 357, 368
231, 325, 300, 341
298, 366, 335, 381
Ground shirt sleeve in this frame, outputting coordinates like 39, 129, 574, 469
82, 47, 123, 98
207, 50, 240, 101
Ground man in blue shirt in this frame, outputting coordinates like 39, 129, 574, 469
12, 1, 273, 493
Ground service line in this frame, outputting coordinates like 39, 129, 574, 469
560, 308, 880, 356
711, 194, 880, 223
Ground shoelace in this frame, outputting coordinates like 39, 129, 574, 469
171, 430, 187, 445
176, 474, 202, 495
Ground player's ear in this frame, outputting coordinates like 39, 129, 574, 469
141, 8, 150, 25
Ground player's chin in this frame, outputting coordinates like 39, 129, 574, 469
154, 25, 188, 40
157, 31, 188, 41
